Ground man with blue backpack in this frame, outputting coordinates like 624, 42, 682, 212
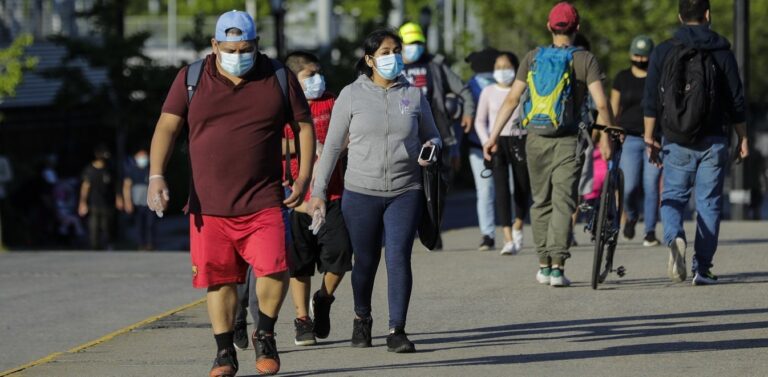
483, 1, 615, 287
643, 0, 748, 286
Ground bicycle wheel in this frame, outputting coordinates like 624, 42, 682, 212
600, 169, 624, 284
591, 172, 613, 290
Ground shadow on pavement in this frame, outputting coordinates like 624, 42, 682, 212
274, 308, 768, 376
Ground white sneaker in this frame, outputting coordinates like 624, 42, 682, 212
668, 237, 687, 282
536, 268, 551, 284
549, 269, 571, 287
512, 229, 523, 253
500, 241, 515, 255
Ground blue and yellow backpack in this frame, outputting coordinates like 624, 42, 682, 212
521, 46, 581, 136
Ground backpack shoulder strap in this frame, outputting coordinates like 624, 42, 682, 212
270, 58, 290, 107
185, 59, 205, 103
270, 58, 296, 186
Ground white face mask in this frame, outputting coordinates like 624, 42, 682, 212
493, 69, 516, 86
219, 51, 255, 77
135, 156, 149, 169
303, 74, 326, 100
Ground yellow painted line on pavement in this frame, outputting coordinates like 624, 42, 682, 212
0, 297, 206, 377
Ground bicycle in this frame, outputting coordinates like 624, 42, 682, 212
581, 124, 627, 290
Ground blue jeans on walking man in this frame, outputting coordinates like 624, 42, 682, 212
660, 136, 729, 275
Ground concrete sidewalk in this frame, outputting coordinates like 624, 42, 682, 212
6, 221, 768, 377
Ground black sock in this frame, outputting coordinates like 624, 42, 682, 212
257, 310, 277, 334
214, 331, 235, 352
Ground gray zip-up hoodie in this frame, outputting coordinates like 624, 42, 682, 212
312, 74, 442, 201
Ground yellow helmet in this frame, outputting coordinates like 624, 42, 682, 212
399, 22, 426, 44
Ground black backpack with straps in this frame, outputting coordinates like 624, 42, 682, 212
658, 39, 720, 145
185, 58, 296, 185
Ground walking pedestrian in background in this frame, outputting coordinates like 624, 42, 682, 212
78, 144, 122, 250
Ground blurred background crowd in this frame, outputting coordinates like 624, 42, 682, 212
0, 0, 766, 250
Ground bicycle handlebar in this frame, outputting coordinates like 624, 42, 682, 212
593, 124, 626, 135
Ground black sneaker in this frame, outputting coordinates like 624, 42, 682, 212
623, 218, 637, 240
351, 317, 373, 348
209, 347, 238, 377
386, 328, 415, 353
253, 330, 280, 375
311, 290, 335, 339
643, 232, 660, 247
478, 235, 495, 251
294, 317, 317, 346
233, 321, 248, 350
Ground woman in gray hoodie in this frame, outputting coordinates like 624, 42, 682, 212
309, 29, 442, 353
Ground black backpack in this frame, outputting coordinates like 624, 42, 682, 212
658, 40, 719, 145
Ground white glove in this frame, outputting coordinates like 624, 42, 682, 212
308, 208, 325, 236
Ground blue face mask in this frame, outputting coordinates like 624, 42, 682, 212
403, 44, 425, 63
219, 51, 255, 77
374, 54, 404, 81
303, 74, 326, 100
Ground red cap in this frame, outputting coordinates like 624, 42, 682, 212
548, 2, 579, 32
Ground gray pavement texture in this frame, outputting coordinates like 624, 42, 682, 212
4, 221, 768, 377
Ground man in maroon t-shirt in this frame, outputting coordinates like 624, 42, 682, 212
147, 10, 314, 377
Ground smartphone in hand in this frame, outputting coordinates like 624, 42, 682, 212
419, 144, 436, 162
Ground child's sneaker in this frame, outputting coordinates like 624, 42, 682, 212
233, 321, 248, 350
536, 267, 551, 284
293, 317, 316, 346
311, 290, 335, 339
549, 268, 571, 287
209, 348, 238, 377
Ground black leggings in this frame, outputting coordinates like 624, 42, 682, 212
493, 136, 531, 227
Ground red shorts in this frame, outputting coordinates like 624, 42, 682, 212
189, 207, 287, 288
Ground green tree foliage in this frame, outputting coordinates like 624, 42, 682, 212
473, 0, 767, 101
0, 34, 38, 100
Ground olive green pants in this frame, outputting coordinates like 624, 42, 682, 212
526, 133, 582, 266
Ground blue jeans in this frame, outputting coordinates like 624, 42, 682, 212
660, 137, 728, 274
619, 135, 663, 234
468, 147, 496, 237
342, 189, 423, 329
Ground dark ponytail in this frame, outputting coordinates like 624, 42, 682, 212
355, 29, 403, 77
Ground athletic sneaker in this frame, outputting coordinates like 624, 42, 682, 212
668, 237, 687, 282
478, 235, 495, 251
512, 229, 524, 253
692, 270, 719, 286
253, 330, 280, 375
536, 267, 551, 284
351, 317, 373, 348
549, 268, 571, 287
233, 322, 248, 350
500, 241, 515, 255
293, 317, 316, 346
210, 347, 238, 377
623, 218, 637, 240
386, 328, 416, 353
643, 232, 660, 247
311, 290, 335, 339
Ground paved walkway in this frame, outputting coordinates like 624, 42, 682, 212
4, 221, 768, 377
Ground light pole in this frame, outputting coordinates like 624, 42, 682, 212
269, 0, 286, 59
731, 0, 749, 219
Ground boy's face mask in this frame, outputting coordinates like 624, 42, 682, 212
303, 74, 326, 100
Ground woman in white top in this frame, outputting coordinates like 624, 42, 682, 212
475, 52, 531, 255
